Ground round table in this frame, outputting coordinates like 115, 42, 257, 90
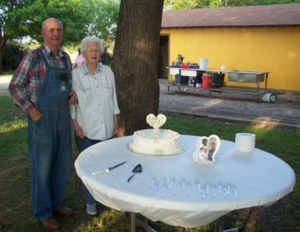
75, 135, 295, 229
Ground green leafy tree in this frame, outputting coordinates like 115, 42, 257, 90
86, 0, 120, 53
0, 0, 120, 73
164, 0, 211, 9
164, 0, 300, 9
0, 0, 110, 73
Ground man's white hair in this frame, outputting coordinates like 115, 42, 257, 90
42, 18, 63, 29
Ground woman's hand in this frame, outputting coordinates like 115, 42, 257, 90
112, 115, 119, 137
113, 124, 119, 137
72, 120, 85, 138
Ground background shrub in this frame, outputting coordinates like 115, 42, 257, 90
2, 42, 28, 72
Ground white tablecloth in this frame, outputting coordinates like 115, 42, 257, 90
75, 135, 295, 228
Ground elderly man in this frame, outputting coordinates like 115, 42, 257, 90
208, 142, 217, 161
9, 18, 77, 230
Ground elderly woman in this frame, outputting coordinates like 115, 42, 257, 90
70, 36, 120, 215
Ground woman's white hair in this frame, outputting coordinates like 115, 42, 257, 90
80, 36, 104, 53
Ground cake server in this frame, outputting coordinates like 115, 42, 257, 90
92, 161, 127, 176
127, 163, 143, 182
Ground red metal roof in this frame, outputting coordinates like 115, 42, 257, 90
161, 4, 300, 28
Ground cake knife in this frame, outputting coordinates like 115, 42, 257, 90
92, 161, 127, 176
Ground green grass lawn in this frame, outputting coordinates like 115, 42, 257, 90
0, 95, 299, 232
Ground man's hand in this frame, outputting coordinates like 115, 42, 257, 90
68, 90, 78, 104
28, 107, 42, 122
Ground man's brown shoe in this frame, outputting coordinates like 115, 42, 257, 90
54, 207, 73, 216
41, 217, 59, 230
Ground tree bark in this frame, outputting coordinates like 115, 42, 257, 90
0, 28, 7, 74
112, 0, 164, 136
0, 37, 9, 74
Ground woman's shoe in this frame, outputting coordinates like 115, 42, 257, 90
86, 203, 97, 215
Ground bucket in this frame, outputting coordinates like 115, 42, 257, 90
175, 74, 189, 84
201, 73, 211, 88
172, 61, 178, 66
262, 93, 277, 103
212, 73, 225, 87
199, 58, 208, 70
194, 75, 202, 84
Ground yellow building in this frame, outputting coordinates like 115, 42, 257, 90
160, 4, 300, 91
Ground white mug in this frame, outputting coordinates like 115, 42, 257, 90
235, 133, 256, 153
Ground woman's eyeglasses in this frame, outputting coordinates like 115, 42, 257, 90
86, 49, 101, 54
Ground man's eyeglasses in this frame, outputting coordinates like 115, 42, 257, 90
86, 49, 101, 54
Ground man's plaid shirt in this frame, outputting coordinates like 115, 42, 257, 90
9, 45, 72, 112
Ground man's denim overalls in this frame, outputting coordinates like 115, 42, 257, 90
28, 50, 72, 221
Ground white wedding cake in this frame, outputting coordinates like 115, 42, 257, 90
128, 114, 184, 155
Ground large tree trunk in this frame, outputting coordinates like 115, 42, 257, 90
0, 29, 7, 75
112, 0, 164, 136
